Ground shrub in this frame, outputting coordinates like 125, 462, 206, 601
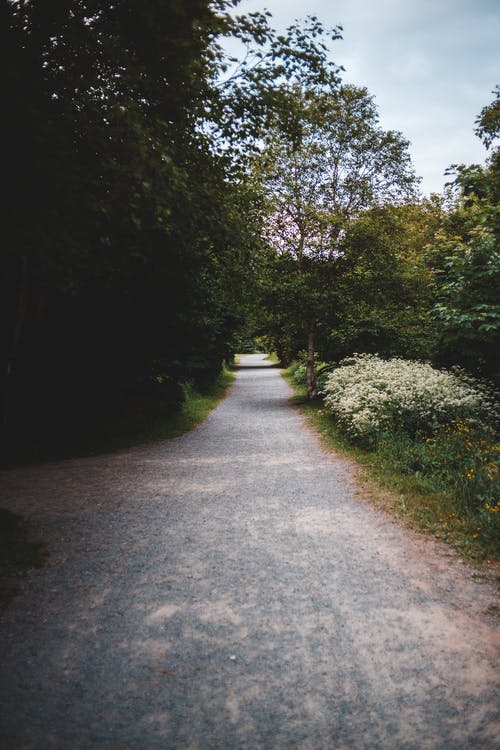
291, 355, 332, 392
421, 423, 500, 513
323, 354, 497, 444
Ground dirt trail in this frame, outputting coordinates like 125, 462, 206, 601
0, 353, 499, 749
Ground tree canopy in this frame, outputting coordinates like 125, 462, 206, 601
1, 0, 262, 456
253, 83, 418, 396
1, 0, 497, 460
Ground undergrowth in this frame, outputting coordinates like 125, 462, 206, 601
283, 364, 499, 565
0, 368, 235, 609
89, 366, 235, 454
2, 368, 235, 465
151, 369, 235, 443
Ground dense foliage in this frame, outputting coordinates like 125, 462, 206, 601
321, 354, 499, 552
266, 84, 499, 390
254, 84, 418, 395
425, 100, 500, 381
0, 0, 270, 458
1, 0, 497, 464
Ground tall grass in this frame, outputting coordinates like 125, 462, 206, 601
157, 370, 235, 441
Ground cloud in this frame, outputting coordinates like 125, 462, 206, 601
234, 0, 500, 193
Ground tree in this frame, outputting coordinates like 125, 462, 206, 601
425, 88, 500, 382
475, 85, 500, 150
0, 2, 351, 456
255, 84, 418, 396
0, 0, 265, 456
326, 200, 441, 364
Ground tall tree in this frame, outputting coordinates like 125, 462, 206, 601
425, 88, 500, 382
256, 84, 418, 396
0, 0, 265, 455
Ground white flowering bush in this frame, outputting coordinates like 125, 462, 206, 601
323, 354, 497, 443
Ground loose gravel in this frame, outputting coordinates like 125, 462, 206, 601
0, 353, 499, 749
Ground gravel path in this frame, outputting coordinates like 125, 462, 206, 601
0, 353, 499, 749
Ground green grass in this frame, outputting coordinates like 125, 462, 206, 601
85, 369, 235, 455
0, 368, 235, 610
264, 352, 280, 365
76, 367, 236, 455
3, 368, 236, 465
282, 366, 499, 568
147, 369, 235, 442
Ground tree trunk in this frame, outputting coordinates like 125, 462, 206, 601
305, 322, 317, 399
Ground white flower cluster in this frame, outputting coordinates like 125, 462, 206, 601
323, 353, 497, 442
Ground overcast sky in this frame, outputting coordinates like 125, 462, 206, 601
231, 0, 500, 195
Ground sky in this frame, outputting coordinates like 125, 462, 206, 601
230, 0, 500, 195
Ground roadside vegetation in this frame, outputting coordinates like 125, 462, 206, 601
86, 366, 236, 455
285, 358, 499, 563
2, 3, 498, 576
1, 367, 235, 466
0, 366, 234, 607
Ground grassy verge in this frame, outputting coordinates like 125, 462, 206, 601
0, 367, 235, 611
264, 352, 280, 365
282, 367, 499, 570
142, 368, 235, 442
3, 368, 236, 465
68, 367, 236, 455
